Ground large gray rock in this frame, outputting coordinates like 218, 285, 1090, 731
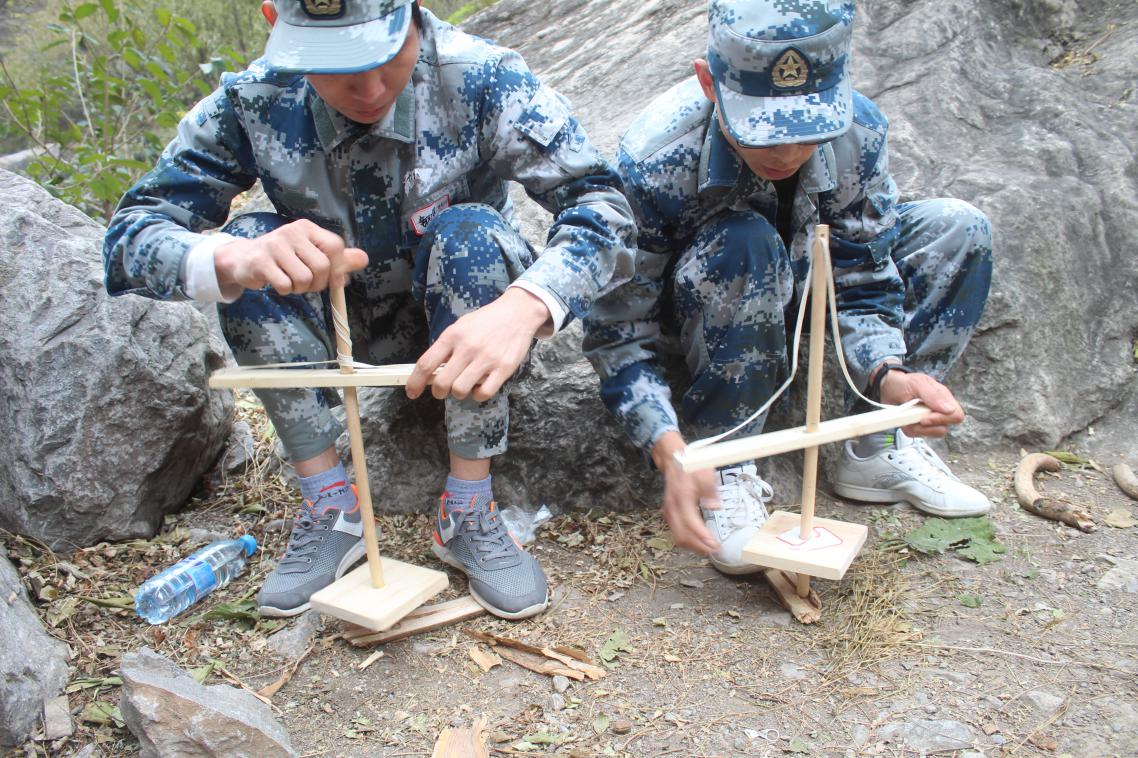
0, 547, 70, 747
464, 0, 1138, 456
0, 169, 232, 550
119, 648, 296, 758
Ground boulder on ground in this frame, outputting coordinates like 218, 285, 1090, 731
0, 169, 232, 550
119, 648, 296, 758
0, 547, 70, 747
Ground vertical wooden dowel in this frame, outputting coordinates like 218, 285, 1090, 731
796, 225, 830, 598
330, 286, 385, 589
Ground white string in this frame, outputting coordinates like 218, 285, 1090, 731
331, 305, 354, 367
227, 358, 395, 371
686, 227, 912, 453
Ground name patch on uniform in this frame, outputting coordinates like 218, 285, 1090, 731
410, 194, 451, 236
302, 0, 343, 19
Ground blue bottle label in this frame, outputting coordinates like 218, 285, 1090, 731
186, 558, 217, 594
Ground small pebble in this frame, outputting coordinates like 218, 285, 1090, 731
552, 675, 570, 693
613, 719, 633, 735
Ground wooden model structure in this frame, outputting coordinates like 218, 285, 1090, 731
675, 225, 929, 623
210, 286, 448, 631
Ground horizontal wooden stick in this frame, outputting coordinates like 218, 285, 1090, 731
675, 403, 930, 472
209, 364, 420, 389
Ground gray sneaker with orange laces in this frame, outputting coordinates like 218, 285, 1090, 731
257, 484, 366, 617
432, 493, 549, 619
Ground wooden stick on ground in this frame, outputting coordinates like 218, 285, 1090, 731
1113, 463, 1138, 501
1014, 453, 1096, 532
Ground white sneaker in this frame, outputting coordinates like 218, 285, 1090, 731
703, 464, 772, 575
832, 431, 991, 518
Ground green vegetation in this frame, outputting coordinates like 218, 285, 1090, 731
430, 0, 500, 25
1, 0, 260, 220
0, 0, 497, 221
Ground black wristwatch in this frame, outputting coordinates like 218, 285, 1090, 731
868, 363, 914, 403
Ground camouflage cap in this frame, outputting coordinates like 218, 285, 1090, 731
263, 0, 413, 74
707, 0, 855, 147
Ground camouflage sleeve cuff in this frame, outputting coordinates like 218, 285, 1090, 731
598, 361, 680, 455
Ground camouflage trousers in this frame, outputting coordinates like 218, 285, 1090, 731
218, 204, 534, 462
669, 198, 993, 438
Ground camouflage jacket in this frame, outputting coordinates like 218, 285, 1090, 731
584, 77, 907, 453
103, 9, 635, 323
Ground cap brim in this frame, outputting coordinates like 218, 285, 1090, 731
715, 75, 852, 148
263, 5, 411, 74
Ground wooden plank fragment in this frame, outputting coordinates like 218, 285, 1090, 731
763, 568, 822, 625
468, 645, 502, 673
463, 629, 605, 680
344, 596, 486, 647
493, 646, 586, 680
675, 403, 929, 472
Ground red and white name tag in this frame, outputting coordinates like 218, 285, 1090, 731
409, 194, 451, 236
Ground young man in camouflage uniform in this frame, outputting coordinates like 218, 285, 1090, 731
104, 0, 636, 618
584, 0, 992, 572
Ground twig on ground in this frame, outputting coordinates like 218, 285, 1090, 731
258, 642, 316, 699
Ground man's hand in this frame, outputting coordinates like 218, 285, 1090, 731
878, 367, 965, 438
214, 219, 369, 295
406, 287, 551, 403
652, 431, 721, 555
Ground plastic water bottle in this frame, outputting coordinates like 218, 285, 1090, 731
135, 535, 257, 624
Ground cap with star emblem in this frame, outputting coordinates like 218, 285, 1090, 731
706, 0, 855, 147
263, 0, 414, 74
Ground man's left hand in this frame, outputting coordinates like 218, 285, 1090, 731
878, 369, 965, 438
406, 287, 551, 403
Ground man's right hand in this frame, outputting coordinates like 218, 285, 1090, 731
214, 219, 369, 295
652, 431, 721, 555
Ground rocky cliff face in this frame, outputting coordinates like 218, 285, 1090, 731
466, 0, 1138, 453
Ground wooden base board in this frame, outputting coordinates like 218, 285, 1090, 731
763, 568, 822, 624
741, 510, 867, 581
310, 558, 449, 632
344, 596, 487, 647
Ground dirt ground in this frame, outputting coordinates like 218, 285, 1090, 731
5, 425, 1138, 757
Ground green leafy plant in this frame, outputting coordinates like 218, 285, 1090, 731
0, 0, 241, 220
899, 516, 1005, 565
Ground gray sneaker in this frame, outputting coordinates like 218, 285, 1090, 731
257, 485, 366, 617
432, 493, 549, 620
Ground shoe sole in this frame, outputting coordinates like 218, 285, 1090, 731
832, 482, 991, 518
258, 538, 368, 618
708, 558, 765, 576
432, 544, 549, 620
